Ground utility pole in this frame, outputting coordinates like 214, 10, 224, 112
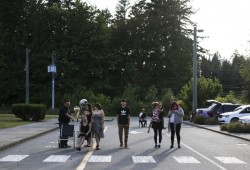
192, 25, 203, 113
25, 48, 29, 104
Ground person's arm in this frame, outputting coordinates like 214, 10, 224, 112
175, 108, 184, 117
86, 124, 91, 135
117, 113, 119, 125
79, 124, 82, 134
167, 110, 172, 118
66, 113, 75, 121
128, 114, 130, 126
101, 110, 105, 129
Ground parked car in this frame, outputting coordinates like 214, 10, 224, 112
196, 100, 240, 118
218, 105, 250, 123
238, 115, 250, 124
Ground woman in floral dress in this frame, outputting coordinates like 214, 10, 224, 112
92, 103, 105, 150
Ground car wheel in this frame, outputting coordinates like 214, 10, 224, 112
230, 118, 239, 123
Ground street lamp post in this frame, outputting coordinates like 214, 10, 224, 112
48, 52, 56, 112
192, 25, 203, 113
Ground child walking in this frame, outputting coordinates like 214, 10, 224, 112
76, 115, 91, 151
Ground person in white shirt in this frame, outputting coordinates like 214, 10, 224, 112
167, 101, 184, 149
139, 108, 147, 127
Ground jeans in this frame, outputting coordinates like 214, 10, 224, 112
118, 124, 129, 145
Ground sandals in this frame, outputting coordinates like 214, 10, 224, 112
76, 147, 81, 151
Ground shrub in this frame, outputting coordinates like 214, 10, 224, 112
220, 124, 228, 131
227, 122, 245, 133
11, 104, 46, 121
193, 115, 206, 125
220, 122, 250, 133
205, 118, 218, 125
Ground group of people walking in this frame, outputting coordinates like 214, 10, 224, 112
116, 99, 184, 149
58, 98, 184, 151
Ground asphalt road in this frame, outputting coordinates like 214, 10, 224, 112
0, 118, 249, 170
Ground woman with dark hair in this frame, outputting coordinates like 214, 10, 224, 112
92, 103, 105, 150
83, 103, 93, 147
167, 101, 184, 148
150, 102, 164, 148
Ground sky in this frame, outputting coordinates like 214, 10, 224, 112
85, 0, 250, 60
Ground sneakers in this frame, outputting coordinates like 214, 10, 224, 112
76, 147, 81, 151
170, 145, 173, 149
120, 143, 123, 148
178, 145, 181, 148
158, 145, 161, 148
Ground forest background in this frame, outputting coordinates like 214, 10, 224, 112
1, 0, 250, 117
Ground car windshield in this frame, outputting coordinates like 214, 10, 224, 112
234, 107, 243, 111
208, 103, 217, 110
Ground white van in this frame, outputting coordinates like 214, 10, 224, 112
218, 105, 250, 123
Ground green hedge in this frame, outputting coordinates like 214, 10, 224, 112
11, 104, 47, 121
193, 115, 218, 125
220, 122, 250, 133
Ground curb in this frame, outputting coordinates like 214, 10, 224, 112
0, 126, 58, 151
183, 122, 250, 142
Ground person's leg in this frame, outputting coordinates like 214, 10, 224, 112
59, 123, 68, 147
79, 136, 85, 147
176, 123, 181, 148
147, 122, 151, 133
153, 128, 158, 148
76, 136, 85, 151
124, 124, 129, 148
140, 120, 143, 127
158, 128, 162, 148
170, 123, 175, 148
95, 132, 100, 149
118, 124, 123, 147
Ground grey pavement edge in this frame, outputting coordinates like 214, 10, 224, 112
0, 117, 249, 151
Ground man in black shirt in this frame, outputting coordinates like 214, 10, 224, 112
117, 99, 130, 148
58, 99, 75, 148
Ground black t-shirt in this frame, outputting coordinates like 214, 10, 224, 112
117, 106, 130, 124
140, 112, 147, 119
58, 106, 70, 123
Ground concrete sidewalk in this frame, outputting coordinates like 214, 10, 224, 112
183, 121, 250, 142
0, 118, 250, 151
0, 118, 59, 150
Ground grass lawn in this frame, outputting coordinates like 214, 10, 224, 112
0, 114, 58, 129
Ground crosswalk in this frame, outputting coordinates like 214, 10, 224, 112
0, 154, 247, 164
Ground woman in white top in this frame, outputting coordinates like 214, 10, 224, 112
167, 101, 184, 149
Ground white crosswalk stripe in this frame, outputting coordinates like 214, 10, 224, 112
88, 155, 112, 162
215, 157, 246, 164
132, 156, 156, 163
173, 156, 200, 163
0, 155, 29, 162
43, 155, 71, 162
